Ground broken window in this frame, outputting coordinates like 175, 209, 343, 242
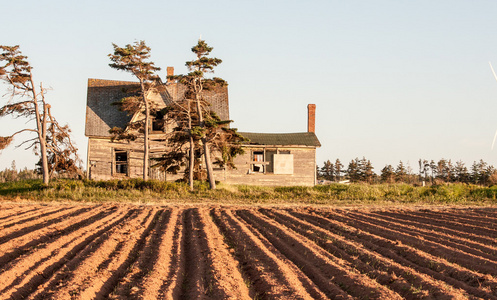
115, 150, 128, 175
152, 118, 164, 132
252, 151, 264, 173
250, 149, 293, 174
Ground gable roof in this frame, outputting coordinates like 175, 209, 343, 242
85, 78, 229, 137
239, 132, 321, 147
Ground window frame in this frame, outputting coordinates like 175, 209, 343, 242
113, 149, 129, 176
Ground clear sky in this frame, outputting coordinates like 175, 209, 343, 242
2, 0, 497, 174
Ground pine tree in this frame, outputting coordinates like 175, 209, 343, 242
108, 40, 161, 180
471, 160, 487, 185
334, 159, 343, 182
364, 159, 375, 183
395, 161, 407, 182
454, 160, 469, 183
380, 165, 395, 183
320, 160, 334, 181
155, 40, 245, 190
347, 158, 360, 182
171, 39, 225, 190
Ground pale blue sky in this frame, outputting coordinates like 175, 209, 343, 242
2, 0, 497, 173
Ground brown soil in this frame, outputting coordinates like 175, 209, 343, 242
0, 203, 496, 299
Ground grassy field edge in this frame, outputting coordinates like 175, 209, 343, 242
2, 179, 497, 206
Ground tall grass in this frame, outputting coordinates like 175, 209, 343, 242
1, 179, 497, 205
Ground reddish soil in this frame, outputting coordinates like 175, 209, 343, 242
0, 203, 496, 299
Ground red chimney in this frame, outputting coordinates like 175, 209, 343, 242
307, 104, 316, 133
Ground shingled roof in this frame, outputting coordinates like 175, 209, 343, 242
85, 78, 229, 137
239, 132, 321, 147
85, 79, 137, 137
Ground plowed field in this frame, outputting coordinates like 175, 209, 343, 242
0, 203, 496, 299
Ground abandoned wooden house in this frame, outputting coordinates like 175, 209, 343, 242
85, 68, 321, 186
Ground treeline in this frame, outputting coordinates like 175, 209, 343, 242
0, 161, 40, 183
0, 160, 85, 183
319, 157, 497, 186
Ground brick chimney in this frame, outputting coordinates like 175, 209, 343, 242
307, 104, 316, 133
166, 67, 174, 81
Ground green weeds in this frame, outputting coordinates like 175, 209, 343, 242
1, 179, 497, 205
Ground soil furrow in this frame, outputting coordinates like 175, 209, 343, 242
0, 205, 56, 226
350, 210, 497, 262
0, 203, 47, 215
330, 209, 497, 274
418, 209, 497, 227
405, 210, 497, 236
181, 207, 245, 299
0, 205, 111, 270
297, 209, 497, 296
278, 208, 496, 299
198, 207, 251, 300
211, 208, 332, 299
0, 206, 90, 245
139, 208, 183, 299
0, 204, 495, 299
26, 208, 134, 300
0, 206, 90, 251
239, 209, 401, 299
468, 208, 497, 219
263, 209, 461, 299
75, 207, 159, 299
158, 209, 186, 299
111, 209, 172, 298
32, 208, 140, 299
0, 204, 23, 218
0, 206, 128, 299
178, 208, 208, 299
371, 210, 497, 246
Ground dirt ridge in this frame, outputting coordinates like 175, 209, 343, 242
0, 204, 496, 300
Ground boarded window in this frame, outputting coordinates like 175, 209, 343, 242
265, 150, 277, 173
115, 150, 128, 175
273, 154, 294, 174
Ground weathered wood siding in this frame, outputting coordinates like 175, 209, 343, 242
218, 147, 317, 186
88, 138, 316, 186
87, 137, 183, 181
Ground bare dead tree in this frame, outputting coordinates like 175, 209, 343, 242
0, 45, 80, 184
40, 105, 83, 178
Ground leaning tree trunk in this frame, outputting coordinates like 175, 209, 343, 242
202, 138, 216, 189
189, 135, 195, 191
141, 81, 150, 181
195, 97, 216, 190
187, 100, 195, 191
